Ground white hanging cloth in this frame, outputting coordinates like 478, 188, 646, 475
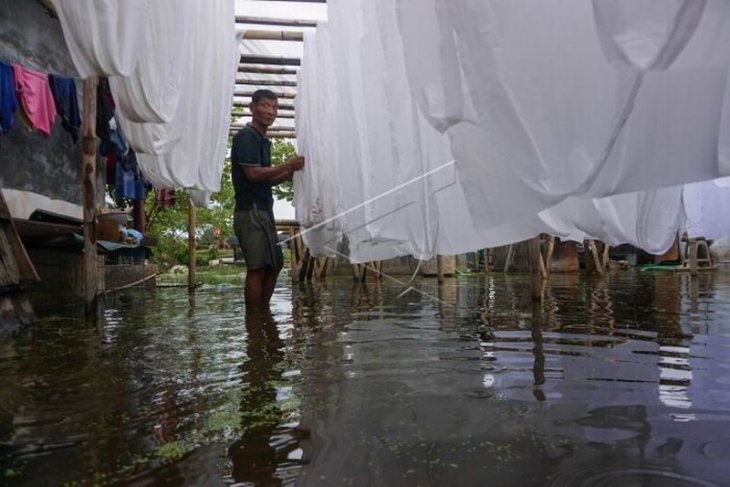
108, 0, 192, 124
296, 0, 728, 261
53, 0, 151, 78
54, 0, 238, 206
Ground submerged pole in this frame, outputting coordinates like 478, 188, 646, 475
82, 77, 99, 305
188, 199, 196, 290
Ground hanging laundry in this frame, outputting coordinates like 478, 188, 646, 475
48, 75, 81, 142
96, 77, 115, 143
0, 61, 18, 133
114, 150, 148, 202
155, 188, 176, 207
12, 64, 56, 137
100, 117, 129, 157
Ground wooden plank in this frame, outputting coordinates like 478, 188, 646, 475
240, 54, 301, 66
243, 30, 304, 42
0, 193, 40, 284
82, 78, 99, 304
236, 16, 317, 29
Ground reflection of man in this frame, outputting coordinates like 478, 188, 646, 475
232, 89, 305, 311
228, 311, 284, 486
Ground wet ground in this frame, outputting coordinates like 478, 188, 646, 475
2, 270, 730, 486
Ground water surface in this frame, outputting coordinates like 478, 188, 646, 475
2, 270, 730, 486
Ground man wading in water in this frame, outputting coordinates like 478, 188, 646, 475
232, 89, 305, 311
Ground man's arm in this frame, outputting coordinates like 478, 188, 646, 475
243, 155, 305, 185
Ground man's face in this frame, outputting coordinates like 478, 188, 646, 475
250, 97, 278, 127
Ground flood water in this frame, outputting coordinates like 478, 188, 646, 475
2, 270, 730, 486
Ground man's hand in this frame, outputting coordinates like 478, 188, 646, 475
287, 155, 305, 172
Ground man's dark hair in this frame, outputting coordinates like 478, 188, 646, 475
252, 89, 278, 104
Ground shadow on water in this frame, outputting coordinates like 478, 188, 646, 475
2, 271, 730, 485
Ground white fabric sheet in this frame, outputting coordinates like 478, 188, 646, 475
293, 0, 730, 260
53, 0, 151, 78
54, 0, 237, 206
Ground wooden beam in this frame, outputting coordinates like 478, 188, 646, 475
233, 112, 295, 119
230, 124, 293, 132
237, 79, 298, 87
242, 30, 304, 42
82, 78, 99, 304
236, 16, 317, 28
240, 54, 301, 66
234, 89, 297, 99
238, 66, 298, 75
249, 0, 325, 2
233, 100, 294, 110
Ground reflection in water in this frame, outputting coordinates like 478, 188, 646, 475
229, 311, 285, 486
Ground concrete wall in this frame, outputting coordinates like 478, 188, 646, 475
0, 0, 103, 216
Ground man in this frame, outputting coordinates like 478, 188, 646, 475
232, 89, 305, 311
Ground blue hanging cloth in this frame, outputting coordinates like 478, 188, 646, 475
48, 74, 81, 142
0, 61, 19, 133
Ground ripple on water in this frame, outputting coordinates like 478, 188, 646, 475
546, 466, 720, 487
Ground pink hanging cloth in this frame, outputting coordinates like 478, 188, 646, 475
12, 64, 57, 137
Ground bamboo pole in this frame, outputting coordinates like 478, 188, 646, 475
188, 199, 196, 290
238, 66, 298, 75
236, 16, 317, 28
82, 78, 99, 305
242, 30, 304, 42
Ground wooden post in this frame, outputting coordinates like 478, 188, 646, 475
82, 78, 99, 305
483, 249, 490, 274
587, 240, 605, 276
188, 199, 196, 289
437, 255, 444, 284
504, 244, 514, 273
133, 199, 146, 233
543, 236, 555, 279
528, 237, 542, 301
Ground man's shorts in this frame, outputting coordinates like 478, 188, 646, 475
234, 207, 284, 271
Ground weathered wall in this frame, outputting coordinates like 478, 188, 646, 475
0, 0, 102, 213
